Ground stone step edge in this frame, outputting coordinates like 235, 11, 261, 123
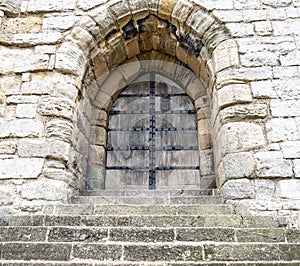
1, 262, 300, 266
4, 214, 290, 228
79, 189, 220, 197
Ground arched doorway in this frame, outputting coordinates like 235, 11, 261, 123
106, 72, 199, 190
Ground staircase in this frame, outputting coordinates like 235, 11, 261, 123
0, 190, 299, 265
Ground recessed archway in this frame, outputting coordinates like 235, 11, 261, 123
53, 1, 240, 193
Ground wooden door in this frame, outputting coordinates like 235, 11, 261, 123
106, 73, 200, 190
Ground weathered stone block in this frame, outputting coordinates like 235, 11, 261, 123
188, 9, 215, 38
281, 141, 300, 159
27, 0, 76, 12
0, 227, 47, 241
176, 228, 235, 242
0, 158, 44, 179
73, 243, 122, 260
219, 122, 265, 155
89, 5, 117, 37
0, 0, 21, 17
286, 229, 300, 243
38, 96, 74, 120
2, 243, 71, 260
1, 32, 62, 46
221, 179, 255, 200
0, 140, 16, 154
48, 227, 108, 242
276, 179, 300, 200
217, 84, 252, 108
55, 42, 86, 76
124, 244, 203, 261
16, 104, 37, 118
213, 39, 239, 72
223, 152, 255, 179
0, 119, 43, 138
43, 15, 78, 31
21, 178, 68, 201
271, 100, 300, 117
77, 0, 107, 11
158, 0, 177, 20
21, 80, 54, 95
236, 228, 285, 242
255, 151, 293, 178
253, 179, 276, 200
254, 21, 273, 36
219, 104, 267, 123
204, 243, 279, 261
66, 26, 95, 52
86, 164, 105, 190
46, 119, 73, 143
18, 139, 70, 162
2, 17, 42, 34
14, 53, 49, 73
110, 228, 174, 242
266, 118, 299, 143
295, 159, 300, 178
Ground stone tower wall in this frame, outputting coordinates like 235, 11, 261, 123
0, 0, 299, 218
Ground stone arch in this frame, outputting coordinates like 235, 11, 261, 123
53, 0, 241, 192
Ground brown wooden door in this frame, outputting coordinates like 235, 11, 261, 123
106, 73, 200, 190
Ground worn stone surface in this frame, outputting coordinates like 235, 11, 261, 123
0, 158, 44, 179
221, 179, 255, 200
255, 151, 293, 178
21, 178, 68, 201
223, 152, 255, 179
18, 139, 70, 162
38, 97, 74, 120
0, 119, 43, 138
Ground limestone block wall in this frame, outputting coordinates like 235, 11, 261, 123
0, 0, 299, 219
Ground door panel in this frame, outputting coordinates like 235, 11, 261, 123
106, 73, 200, 190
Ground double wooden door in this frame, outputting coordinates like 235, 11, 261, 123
106, 73, 200, 190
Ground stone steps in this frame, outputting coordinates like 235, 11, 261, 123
0, 191, 299, 264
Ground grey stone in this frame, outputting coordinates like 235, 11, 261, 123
271, 100, 300, 117
0, 0, 21, 17
18, 139, 70, 162
2, 243, 71, 260
21, 178, 68, 201
0, 158, 44, 179
266, 118, 299, 142
43, 15, 78, 31
204, 243, 280, 261
176, 228, 235, 242
223, 152, 255, 178
276, 179, 300, 200
281, 141, 300, 159
21, 81, 54, 95
46, 119, 73, 143
16, 104, 37, 118
0, 140, 17, 154
0, 227, 47, 241
219, 122, 265, 155
55, 42, 86, 76
255, 151, 293, 177
77, 0, 108, 11
110, 228, 174, 242
219, 104, 267, 123
236, 228, 285, 242
27, 0, 76, 12
72, 243, 122, 260
38, 96, 74, 120
48, 227, 108, 242
124, 244, 203, 261
221, 179, 255, 200
253, 179, 276, 200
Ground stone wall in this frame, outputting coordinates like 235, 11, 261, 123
0, 0, 299, 219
